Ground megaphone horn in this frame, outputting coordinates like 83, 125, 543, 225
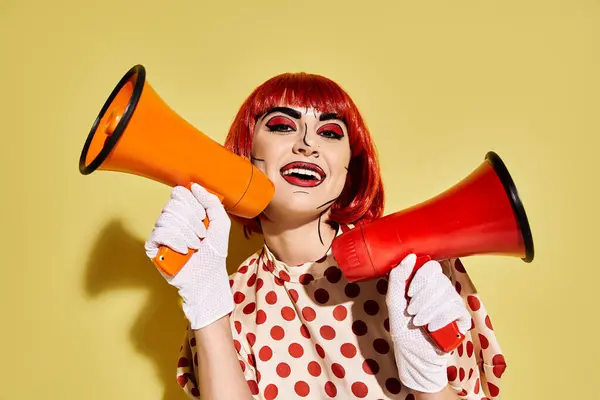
331, 151, 534, 352
79, 64, 275, 276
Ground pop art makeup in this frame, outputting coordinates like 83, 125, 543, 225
250, 106, 351, 222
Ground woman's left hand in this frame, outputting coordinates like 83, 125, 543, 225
385, 254, 471, 394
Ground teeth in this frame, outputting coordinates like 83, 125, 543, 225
282, 167, 322, 180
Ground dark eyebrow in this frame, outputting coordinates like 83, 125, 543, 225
319, 112, 343, 122
259, 107, 302, 121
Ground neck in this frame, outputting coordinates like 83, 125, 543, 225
260, 214, 338, 266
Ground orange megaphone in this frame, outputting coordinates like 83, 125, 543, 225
331, 151, 534, 353
79, 64, 274, 277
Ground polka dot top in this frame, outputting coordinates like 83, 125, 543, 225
176, 224, 507, 399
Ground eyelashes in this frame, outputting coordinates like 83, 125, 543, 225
265, 116, 297, 132
317, 123, 344, 140
265, 116, 344, 141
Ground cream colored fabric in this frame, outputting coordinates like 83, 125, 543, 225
176, 224, 506, 399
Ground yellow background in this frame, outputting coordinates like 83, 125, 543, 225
1, 0, 598, 399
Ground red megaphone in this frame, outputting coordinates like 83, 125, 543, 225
331, 151, 534, 352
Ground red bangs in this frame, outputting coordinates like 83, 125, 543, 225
248, 73, 353, 120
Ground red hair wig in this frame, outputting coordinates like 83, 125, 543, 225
224, 72, 385, 237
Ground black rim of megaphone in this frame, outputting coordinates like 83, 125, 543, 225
78, 64, 146, 175
485, 151, 535, 263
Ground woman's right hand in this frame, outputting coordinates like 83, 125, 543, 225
144, 183, 234, 330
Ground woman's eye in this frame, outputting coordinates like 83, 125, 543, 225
266, 116, 297, 132
318, 123, 344, 139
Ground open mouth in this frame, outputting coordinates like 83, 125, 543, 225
280, 161, 326, 188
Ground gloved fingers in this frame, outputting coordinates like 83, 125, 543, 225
167, 186, 209, 238
386, 254, 417, 312
155, 208, 206, 246
406, 260, 443, 298
420, 297, 468, 332
145, 226, 200, 257
190, 183, 231, 236
406, 272, 450, 318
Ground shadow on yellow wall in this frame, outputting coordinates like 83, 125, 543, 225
84, 219, 264, 399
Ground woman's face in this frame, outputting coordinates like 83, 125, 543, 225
251, 105, 351, 224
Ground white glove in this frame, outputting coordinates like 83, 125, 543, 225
386, 254, 471, 393
145, 183, 234, 330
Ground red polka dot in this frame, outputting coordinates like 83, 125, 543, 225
239, 360, 246, 372
315, 344, 325, 358
302, 307, 316, 321
333, 305, 348, 321
373, 338, 390, 354
325, 381, 337, 397
362, 359, 379, 375
308, 361, 322, 376
256, 278, 264, 291
485, 315, 494, 330
247, 273, 257, 286
281, 306, 296, 321
247, 353, 256, 367
177, 357, 189, 367
233, 292, 245, 304
457, 343, 464, 357
270, 326, 285, 340
492, 354, 507, 378
341, 343, 357, 358
455, 281, 462, 294
256, 310, 267, 325
265, 291, 278, 304
299, 273, 314, 285
364, 300, 379, 315
320, 325, 336, 340
289, 343, 304, 358
233, 340, 241, 352
331, 363, 345, 378
385, 378, 401, 394
325, 266, 342, 283
351, 382, 368, 398
259, 346, 273, 361
295, 381, 310, 397
264, 384, 279, 400
239, 265, 249, 274
229, 279, 234, 288
352, 320, 368, 336
243, 302, 256, 314
467, 295, 481, 311
345, 282, 360, 297
279, 270, 291, 282
488, 382, 500, 397
276, 362, 291, 377
459, 367, 465, 381
454, 259, 466, 272
300, 324, 311, 339
177, 373, 188, 387
466, 340, 474, 357
314, 288, 330, 304
447, 366, 458, 381
234, 321, 242, 334
247, 333, 256, 346
289, 289, 299, 303
376, 279, 388, 295
479, 333, 489, 349
474, 378, 481, 393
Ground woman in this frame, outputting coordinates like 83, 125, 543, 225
144, 73, 506, 399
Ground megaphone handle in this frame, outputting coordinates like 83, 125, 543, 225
152, 185, 225, 277
406, 255, 466, 353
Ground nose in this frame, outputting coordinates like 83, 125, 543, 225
292, 129, 319, 157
